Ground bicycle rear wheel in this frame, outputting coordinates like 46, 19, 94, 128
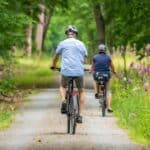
101, 97, 106, 117
67, 115, 70, 133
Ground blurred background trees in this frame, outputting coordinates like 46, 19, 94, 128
0, 0, 150, 58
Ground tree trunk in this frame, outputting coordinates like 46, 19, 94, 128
35, 4, 45, 54
42, 8, 54, 50
93, 3, 105, 44
24, 23, 32, 57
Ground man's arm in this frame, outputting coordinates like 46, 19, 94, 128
50, 54, 59, 69
84, 56, 88, 64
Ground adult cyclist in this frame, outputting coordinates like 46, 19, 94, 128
90, 44, 116, 112
51, 25, 88, 123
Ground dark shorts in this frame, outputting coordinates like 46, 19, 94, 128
61, 75, 84, 89
93, 71, 111, 82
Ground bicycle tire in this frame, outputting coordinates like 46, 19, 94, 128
73, 95, 79, 116
67, 115, 70, 133
66, 92, 70, 133
101, 97, 106, 117
69, 96, 77, 134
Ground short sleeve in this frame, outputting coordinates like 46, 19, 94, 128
81, 42, 88, 57
56, 42, 63, 55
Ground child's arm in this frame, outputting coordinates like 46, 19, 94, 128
110, 59, 116, 74
90, 58, 94, 73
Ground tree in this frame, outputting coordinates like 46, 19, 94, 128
0, 0, 31, 57
104, 0, 150, 50
35, 0, 69, 54
93, 1, 105, 44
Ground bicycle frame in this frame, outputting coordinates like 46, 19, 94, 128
52, 67, 89, 133
97, 75, 107, 117
66, 77, 79, 134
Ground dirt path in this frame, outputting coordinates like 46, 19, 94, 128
0, 88, 147, 150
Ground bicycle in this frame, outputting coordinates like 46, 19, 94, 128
95, 73, 109, 117
52, 68, 89, 134
65, 76, 79, 134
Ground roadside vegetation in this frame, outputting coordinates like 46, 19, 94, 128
0, 0, 150, 147
14, 55, 54, 88
0, 53, 54, 130
112, 51, 150, 146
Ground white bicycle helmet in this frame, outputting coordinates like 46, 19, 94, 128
65, 25, 78, 35
98, 44, 107, 53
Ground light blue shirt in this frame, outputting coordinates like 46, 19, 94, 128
56, 37, 88, 76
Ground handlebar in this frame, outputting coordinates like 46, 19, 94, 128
50, 67, 90, 72
50, 67, 61, 71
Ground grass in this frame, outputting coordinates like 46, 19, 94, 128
0, 102, 16, 130
13, 55, 55, 88
111, 51, 150, 146
112, 76, 150, 146
0, 111, 13, 130
0, 54, 56, 130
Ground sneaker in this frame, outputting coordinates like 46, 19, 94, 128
61, 101, 67, 114
95, 93, 99, 99
107, 108, 113, 113
76, 115, 82, 123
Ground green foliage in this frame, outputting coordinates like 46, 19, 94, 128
0, 79, 16, 94
104, 0, 150, 49
0, 102, 16, 130
112, 79, 150, 145
13, 55, 54, 88
0, 0, 31, 52
45, 0, 97, 59
0, 111, 13, 130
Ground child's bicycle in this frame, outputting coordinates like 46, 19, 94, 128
95, 73, 109, 117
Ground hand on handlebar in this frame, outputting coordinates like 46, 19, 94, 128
50, 66, 56, 70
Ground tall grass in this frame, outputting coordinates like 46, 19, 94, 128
0, 54, 55, 130
112, 79, 150, 145
111, 51, 150, 146
13, 55, 55, 88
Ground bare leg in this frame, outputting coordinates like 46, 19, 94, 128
59, 86, 66, 101
106, 92, 112, 109
78, 88, 85, 114
93, 81, 99, 94
106, 81, 113, 111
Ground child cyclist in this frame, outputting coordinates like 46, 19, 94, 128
90, 44, 116, 112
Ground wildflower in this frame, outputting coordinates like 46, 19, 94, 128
144, 82, 149, 92
129, 62, 134, 68
127, 78, 132, 84
123, 77, 127, 81
145, 44, 150, 52
138, 70, 143, 77
118, 72, 124, 78
144, 67, 148, 73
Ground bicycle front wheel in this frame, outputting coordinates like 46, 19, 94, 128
70, 96, 77, 134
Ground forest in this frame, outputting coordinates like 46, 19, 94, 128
0, 0, 150, 146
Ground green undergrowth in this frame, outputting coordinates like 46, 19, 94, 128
13, 55, 55, 88
0, 89, 41, 131
112, 79, 150, 146
0, 102, 16, 130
